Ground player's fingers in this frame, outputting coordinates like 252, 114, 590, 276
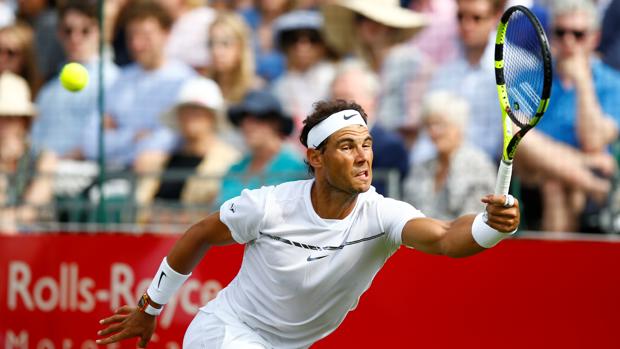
95, 330, 134, 345
481, 194, 520, 208
97, 323, 123, 336
99, 314, 129, 325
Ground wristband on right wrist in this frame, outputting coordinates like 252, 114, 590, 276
471, 212, 516, 248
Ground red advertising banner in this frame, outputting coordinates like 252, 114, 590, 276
1, 234, 620, 349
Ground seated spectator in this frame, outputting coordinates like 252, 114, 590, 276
330, 60, 409, 197
0, 23, 41, 96
271, 10, 337, 125
521, 0, 620, 232
160, 0, 216, 73
403, 91, 495, 220
81, 0, 196, 171
411, 0, 505, 165
0, 72, 56, 234
207, 12, 262, 105
239, 0, 293, 82
322, 0, 431, 143
136, 77, 241, 223
216, 90, 307, 203
32, 0, 120, 159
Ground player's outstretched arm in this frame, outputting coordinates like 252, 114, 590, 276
96, 212, 234, 347
401, 195, 519, 258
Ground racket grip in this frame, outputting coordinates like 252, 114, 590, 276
495, 160, 513, 196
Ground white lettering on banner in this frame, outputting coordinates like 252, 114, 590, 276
4, 330, 142, 349
6, 330, 28, 349
6, 261, 223, 328
37, 338, 54, 349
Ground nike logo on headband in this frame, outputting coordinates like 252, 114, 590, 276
343, 114, 356, 120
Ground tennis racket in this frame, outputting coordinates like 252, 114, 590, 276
494, 5, 553, 196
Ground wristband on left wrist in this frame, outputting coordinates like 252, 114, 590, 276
137, 292, 163, 316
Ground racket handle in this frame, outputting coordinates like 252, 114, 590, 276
495, 160, 513, 196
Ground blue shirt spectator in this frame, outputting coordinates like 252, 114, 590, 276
81, 61, 195, 168
537, 58, 620, 147
217, 147, 306, 203
33, 59, 119, 157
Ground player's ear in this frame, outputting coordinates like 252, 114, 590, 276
306, 148, 323, 169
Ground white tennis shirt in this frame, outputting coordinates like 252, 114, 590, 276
202, 179, 424, 348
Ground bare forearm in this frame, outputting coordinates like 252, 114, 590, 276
440, 214, 486, 258
575, 77, 617, 151
167, 212, 233, 274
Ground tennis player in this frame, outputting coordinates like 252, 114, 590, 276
96, 100, 520, 348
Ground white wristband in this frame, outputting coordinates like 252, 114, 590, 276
146, 257, 191, 305
471, 212, 515, 248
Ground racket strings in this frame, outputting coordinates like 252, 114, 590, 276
503, 10, 545, 127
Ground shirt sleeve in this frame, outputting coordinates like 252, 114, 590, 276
219, 186, 272, 244
378, 197, 425, 246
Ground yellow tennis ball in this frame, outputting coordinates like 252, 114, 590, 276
59, 62, 89, 92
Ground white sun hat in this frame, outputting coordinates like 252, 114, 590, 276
162, 76, 225, 131
0, 72, 36, 117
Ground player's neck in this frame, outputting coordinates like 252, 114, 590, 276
310, 180, 358, 220
465, 46, 485, 66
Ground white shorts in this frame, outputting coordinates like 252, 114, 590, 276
183, 310, 271, 349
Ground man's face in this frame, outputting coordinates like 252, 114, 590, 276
456, 0, 499, 50
552, 11, 598, 60
59, 10, 99, 62
127, 18, 169, 69
318, 125, 373, 194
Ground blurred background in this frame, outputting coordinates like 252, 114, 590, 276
0, 0, 618, 235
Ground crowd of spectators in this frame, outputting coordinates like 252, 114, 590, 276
0, 0, 619, 234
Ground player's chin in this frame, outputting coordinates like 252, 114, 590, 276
352, 173, 372, 192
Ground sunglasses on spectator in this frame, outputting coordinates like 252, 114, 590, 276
0, 47, 19, 58
553, 28, 588, 41
456, 11, 493, 23
281, 30, 322, 48
62, 26, 93, 37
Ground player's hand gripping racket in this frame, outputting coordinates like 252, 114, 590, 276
494, 5, 552, 196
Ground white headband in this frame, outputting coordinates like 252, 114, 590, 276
307, 109, 367, 149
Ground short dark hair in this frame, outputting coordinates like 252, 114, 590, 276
123, 0, 173, 31
299, 99, 369, 174
58, 0, 98, 22
457, 0, 507, 13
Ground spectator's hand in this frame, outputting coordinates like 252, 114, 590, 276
134, 129, 152, 142
584, 152, 617, 177
558, 46, 591, 84
103, 114, 118, 130
96, 305, 156, 348
481, 195, 520, 233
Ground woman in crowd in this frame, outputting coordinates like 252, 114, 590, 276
207, 11, 262, 105
136, 77, 240, 225
0, 72, 56, 234
0, 22, 40, 96
216, 90, 306, 204
403, 91, 495, 220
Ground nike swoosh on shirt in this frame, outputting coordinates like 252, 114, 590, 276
306, 254, 329, 262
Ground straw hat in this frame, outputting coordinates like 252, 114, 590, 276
0, 72, 36, 117
162, 77, 225, 131
322, 0, 427, 54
